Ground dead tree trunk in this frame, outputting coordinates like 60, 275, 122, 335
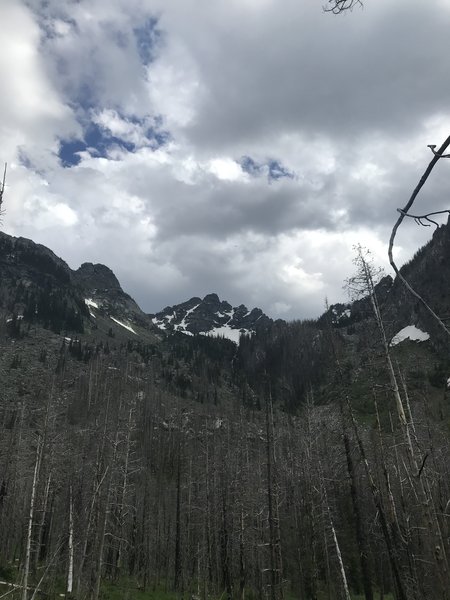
22, 435, 42, 600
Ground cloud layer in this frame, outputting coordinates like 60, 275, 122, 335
1, 0, 449, 319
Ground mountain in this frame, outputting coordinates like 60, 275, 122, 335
2, 221, 450, 405
0, 231, 88, 333
0, 231, 159, 342
150, 292, 273, 341
0, 232, 272, 343
73, 262, 151, 330
0, 231, 272, 344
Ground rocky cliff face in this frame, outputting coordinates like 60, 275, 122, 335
0, 231, 150, 336
74, 262, 122, 292
73, 262, 146, 325
0, 231, 88, 332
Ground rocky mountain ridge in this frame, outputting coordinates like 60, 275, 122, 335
0, 231, 272, 343
2, 216, 450, 351
150, 293, 272, 342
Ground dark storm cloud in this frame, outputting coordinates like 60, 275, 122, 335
119, 161, 342, 241
166, 1, 450, 151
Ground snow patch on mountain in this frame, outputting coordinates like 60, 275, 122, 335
390, 325, 429, 346
85, 298, 99, 309
178, 303, 200, 331
110, 316, 137, 335
330, 304, 351, 324
201, 326, 245, 344
152, 316, 167, 330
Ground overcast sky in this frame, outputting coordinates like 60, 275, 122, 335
1, 0, 450, 319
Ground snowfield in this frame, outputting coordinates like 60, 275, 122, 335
390, 325, 430, 346
201, 326, 244, 344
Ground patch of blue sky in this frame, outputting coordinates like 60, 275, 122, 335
58, 139, 86, 167
58, 115, 170, 168
58, 122, 133, 167
267, 160, 294, 181
146, 126, 172, 148
133, 17, 164, 65
239, 156, 265, 177
85, 122, 135, 155
238, 156, 294, 182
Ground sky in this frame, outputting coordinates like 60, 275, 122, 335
1, 0, 450, 320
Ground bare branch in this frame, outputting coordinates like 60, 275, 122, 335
398, 208, 450, 228
428, 145, 450, 159
416, 452, 429, 479
388, 135, 450, 337
324, 0, 363, 14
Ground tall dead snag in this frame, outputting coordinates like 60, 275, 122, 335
388, 135, 450, 337
319, 462, 351, 600
174, 439, 183, 592
0, 163, 6, 218
347, 401, 408, 600
324, 304, 374, 600
115, 396, 136, 578
22, 435, 43, 600
347, 246, 411, 437
265, 393, 283, 600
67, 486, 74, 596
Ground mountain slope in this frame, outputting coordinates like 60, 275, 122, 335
2, 219, 450, 411
320, 219, 450, 355
0, 231, 159, 342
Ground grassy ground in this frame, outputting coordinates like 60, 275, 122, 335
100, 581, 178, 600
0, 582, 394, 600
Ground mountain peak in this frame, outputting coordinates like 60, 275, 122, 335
203, 292, 220, 303
75, 262, 122, 292
150, 293, 272, 342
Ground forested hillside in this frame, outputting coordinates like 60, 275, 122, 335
0, 229, 449, 600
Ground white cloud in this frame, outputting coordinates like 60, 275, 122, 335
145, 37, 203, 131
208, 158, 246, 181
0, 0, 78, 171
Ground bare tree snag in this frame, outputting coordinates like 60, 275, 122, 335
22, 436, 42, 600
67, 486, 74, 596
388, 135, 450, 337
0, 163, 6, 217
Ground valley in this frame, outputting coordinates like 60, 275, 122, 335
0, 227, 449, 600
